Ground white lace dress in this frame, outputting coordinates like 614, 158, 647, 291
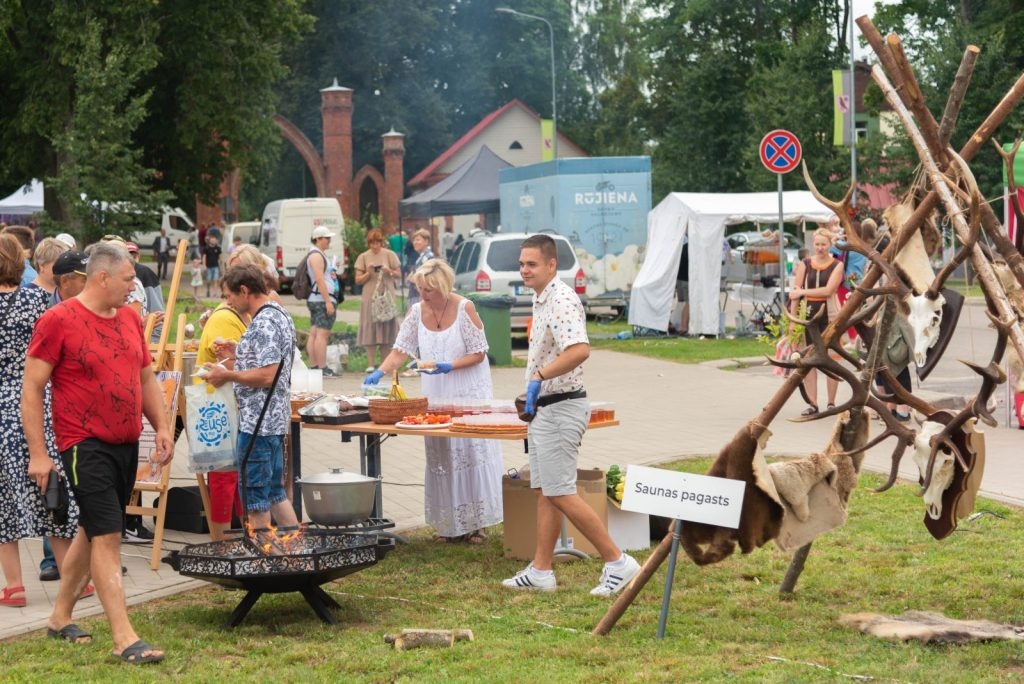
393, 298, 504, 537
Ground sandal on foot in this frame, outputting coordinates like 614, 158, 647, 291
466, 531, 487, 545
800, 406, 819, 417
0, 585, 26, 607
826, 403, 836, 410
47, 623, 92, 644
79, 584, 95, 600
432, 535, 465, 544
114, 639, 164, 665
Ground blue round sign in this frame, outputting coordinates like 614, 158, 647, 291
759, 130, 802, 174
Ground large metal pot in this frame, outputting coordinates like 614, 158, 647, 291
297, 468, 379, 525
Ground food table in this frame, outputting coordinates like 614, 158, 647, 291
294, 418, 619, 520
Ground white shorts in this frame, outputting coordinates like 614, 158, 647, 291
527, 398, 590, 497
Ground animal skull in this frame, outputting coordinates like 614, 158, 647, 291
912, 421, 954, 520
905, 292, 945, 366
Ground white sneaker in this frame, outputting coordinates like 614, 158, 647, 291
501, 564, 556, 592
590, 554, 641, 597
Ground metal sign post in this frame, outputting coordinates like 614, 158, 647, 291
759, 129, 803, 305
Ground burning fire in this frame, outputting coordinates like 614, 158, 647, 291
245, 521, 305, 556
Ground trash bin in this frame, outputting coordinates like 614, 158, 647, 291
467, 294, 515, 366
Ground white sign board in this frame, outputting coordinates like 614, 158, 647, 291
620, 465, 746, 529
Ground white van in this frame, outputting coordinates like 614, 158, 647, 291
221, 221, 261, 269
260, 198, 345, 292
132, 207, 195, 252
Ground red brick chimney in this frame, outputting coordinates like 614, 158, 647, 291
381, 128, 405, 232
320, 79, 353, 217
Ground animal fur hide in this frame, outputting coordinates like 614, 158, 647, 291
769, 453, 847, 552
679, 426, 784, 566
840, 611, 1024, 644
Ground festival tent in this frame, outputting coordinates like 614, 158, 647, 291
399, 145, 512, 218
0, 180, 44, 217
628, 191, 833, 336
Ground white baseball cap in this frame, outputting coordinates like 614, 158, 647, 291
311, 226, 336, 240
55, 233, 77, 249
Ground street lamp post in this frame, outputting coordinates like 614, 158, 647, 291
496, 7, 557, 160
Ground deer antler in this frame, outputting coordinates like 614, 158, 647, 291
802, 162, 910, 302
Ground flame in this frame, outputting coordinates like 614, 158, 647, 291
245, 521, 305, 556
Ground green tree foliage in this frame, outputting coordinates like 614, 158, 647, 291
872, 0, 1024, 201
0, 0, 309, 235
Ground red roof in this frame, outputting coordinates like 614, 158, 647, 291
408, 99, 585, 188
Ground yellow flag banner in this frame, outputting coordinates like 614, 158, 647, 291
540, 119, 554, 161
833, 69, 851, 147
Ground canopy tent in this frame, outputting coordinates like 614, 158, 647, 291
399, 145, 512, 218
0, 180, 44, 217
628, 191, 833, 335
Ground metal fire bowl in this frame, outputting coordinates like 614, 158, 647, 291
169, 530, 396, 592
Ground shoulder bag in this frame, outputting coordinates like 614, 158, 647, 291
371, 270, 397, 322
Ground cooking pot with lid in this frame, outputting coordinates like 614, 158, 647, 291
297, 468, 379, 525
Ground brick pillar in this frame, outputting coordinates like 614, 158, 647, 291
321, 79, 353, 217
381, 128, 406, 233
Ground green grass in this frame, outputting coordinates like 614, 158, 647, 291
4, 465, 1023, 682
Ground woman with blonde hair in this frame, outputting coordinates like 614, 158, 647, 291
789, 227, 844, 416
354, 229, 401, 371
365, 259, 503, 543
30, 237, 70, 294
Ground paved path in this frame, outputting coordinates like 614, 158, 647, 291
5, 296, 1022, 640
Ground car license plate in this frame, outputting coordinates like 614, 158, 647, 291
513, 285, 530, 296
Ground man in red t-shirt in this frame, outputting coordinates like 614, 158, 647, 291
23, 242, 173, 664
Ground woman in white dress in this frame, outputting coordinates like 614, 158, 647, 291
366, 259, 503, 543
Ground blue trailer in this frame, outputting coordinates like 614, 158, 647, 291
499, 156, 651, 314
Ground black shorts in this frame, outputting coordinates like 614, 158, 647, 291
61, 438, 139, 540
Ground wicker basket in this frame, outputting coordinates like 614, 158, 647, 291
368, 397, 429, 424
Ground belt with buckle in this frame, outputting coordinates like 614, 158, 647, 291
536, 389, 587, 408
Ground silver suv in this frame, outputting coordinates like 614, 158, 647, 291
450, 232, 587, 331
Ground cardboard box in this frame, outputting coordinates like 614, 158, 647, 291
502, 468, 608, 560
607, 497, 651, 551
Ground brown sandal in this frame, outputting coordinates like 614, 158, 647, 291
466, 531, 487, 545
432, 535, 465, 544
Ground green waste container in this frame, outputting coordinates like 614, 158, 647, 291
467, 294, 515, 366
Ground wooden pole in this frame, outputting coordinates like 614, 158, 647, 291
939, 46, 981, 146
873, 64, 1024, 364
593, 528, 676, 636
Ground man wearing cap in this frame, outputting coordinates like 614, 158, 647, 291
306, 226, 340, 376
50, 250, 89, 305
126, 241, 165, 345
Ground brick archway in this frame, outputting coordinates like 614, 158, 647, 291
352, 164, 384, 223
272, 114, 327, 197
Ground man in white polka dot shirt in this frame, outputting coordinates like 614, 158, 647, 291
502, 235, 640, 597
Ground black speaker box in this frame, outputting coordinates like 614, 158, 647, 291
154, 485, 209, 534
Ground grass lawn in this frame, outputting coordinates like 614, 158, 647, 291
3, 466, 1021, 682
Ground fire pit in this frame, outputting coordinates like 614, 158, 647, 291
168, 363, 398, 628
167, 525, 395, 628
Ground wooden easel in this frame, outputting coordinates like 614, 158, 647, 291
127, 240, 191, 570
128, 312, 185, 570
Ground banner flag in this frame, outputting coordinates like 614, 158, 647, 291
833, 69, 851, 147
540, 119, 554, 161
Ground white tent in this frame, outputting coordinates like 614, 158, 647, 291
0, 180, 44, 216
628, 191, 834, 335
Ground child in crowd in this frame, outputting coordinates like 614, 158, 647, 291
191, 257, 203, 297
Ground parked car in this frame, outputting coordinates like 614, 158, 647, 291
450, 232, 587, 331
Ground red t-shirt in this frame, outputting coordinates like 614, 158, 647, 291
28, 298, 152, 451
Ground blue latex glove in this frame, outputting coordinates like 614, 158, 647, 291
365, 369, 385, 385
524, 379, 542, 416
423, 362, 452, 375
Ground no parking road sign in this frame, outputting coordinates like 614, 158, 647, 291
759, 129, 801, 174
